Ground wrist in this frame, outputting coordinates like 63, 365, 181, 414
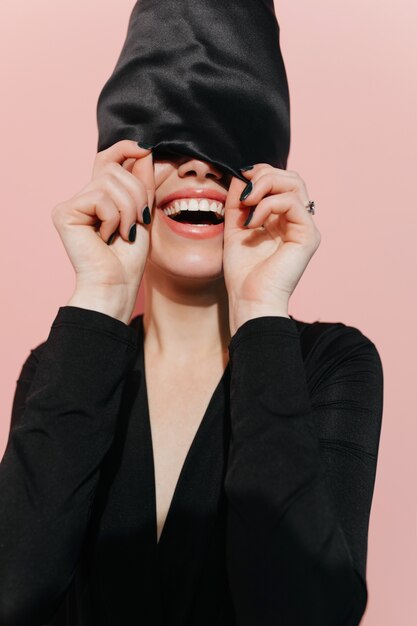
229, 300, 290, 336
66, 285, 135, 325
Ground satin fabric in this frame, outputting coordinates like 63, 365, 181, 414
96, 0, 291, 183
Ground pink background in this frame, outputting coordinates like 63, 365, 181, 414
1, 1, 416, 623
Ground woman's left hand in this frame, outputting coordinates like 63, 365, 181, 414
223, 164, 322, 335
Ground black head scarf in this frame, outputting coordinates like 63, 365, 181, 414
96, 0, 290, 184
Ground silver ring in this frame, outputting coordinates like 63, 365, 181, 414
305, 200, 315, 215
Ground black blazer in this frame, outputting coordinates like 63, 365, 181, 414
0, 306, 384, 626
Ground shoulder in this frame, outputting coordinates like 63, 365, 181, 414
289, 315, 383, 378
11, 339, 49, 432
291, 317, 384, 458
17, 339, 48, 382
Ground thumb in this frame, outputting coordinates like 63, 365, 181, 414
224, 176, 250, 232
132, 151, 156, 214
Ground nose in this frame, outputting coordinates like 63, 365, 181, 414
177, 157, 225, 183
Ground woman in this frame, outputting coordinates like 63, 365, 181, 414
0, 139, 383, 626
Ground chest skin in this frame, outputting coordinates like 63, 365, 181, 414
144, 349, 229, 544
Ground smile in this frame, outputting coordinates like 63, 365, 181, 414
159, 198, 224, 224
157, 199, 225, 240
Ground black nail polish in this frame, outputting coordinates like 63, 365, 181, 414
240, 181, 253, 202
128, 223, 137, 242
142, 206, 151, 224
137, 141, 153, 149
107, 231, 116, 245
244, 207, 255, 227
240, 165, 254, 171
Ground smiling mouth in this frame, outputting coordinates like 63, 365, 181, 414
169, 211, 223, 225
159, 198, 225, 224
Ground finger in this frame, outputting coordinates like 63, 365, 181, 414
239, 170, 310, 210
131, 151, 156, 217
100, 162, 149, 226
256, 168, 301, 187
92, 139, 152, 179
223, 176, 250, 231
239, 163, 273, 176
244, 191, 317, 238
239, 164, 301, 181
97, 173, 142, 241
122, 157, 137, 173
65, 190, 121, 244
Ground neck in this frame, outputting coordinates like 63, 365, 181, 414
142, 261, 231, 362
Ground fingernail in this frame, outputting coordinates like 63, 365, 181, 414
137, 141, 153, 149
142, 206, 151, 224
244, 207, 255, 227
240, 181, 253, 202
128, 223, 137, 242
107, 231, 116, 245
240, 165, 254, 171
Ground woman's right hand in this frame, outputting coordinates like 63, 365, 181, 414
51, 140, 155, 324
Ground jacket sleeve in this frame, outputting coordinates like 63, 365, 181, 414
224, 315, 384, 626
0, 306, 138, 626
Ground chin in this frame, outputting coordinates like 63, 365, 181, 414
147, 247, 224, 283
147, 218, 225, 282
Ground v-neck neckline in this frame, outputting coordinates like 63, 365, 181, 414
136, 315, 230, 550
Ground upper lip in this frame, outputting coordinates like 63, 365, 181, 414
158, 187, 227, 209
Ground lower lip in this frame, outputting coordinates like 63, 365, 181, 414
157, 209, 224, 239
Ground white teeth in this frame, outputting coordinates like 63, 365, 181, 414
188, 198, 199, 211
161, 198, 225, 218
199, 199, 210, 211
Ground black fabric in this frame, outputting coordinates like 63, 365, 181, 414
0, 306, 384, 625
96, 0, 291, 183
